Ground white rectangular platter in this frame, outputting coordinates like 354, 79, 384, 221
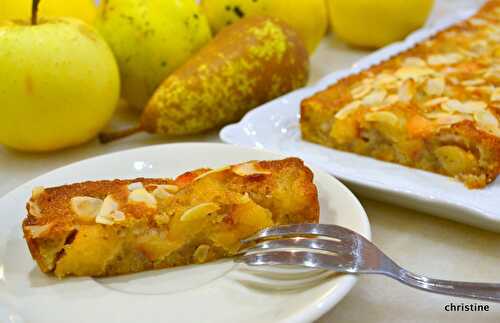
220, 6, 500, 232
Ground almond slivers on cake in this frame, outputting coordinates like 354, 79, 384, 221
301, 0, 500, 188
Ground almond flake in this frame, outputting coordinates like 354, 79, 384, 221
96, 195, 119, 225
461, 79, 485, 86
194, 167, 230, 181
424, 77, 446, 96
395, 66, 435, 80
374, 74, 398, 86
442, 100, 487, 114
70, 196, 103, 221
436, 115, 471, 125
351, 84, 372, 99
491, 88, 500, 102
152, 187, 172, 200
384, 94, 399, 105
424, 97, 449, 107
398, 79, 416, 103
127, 182, 144, 191
232, 162, 271, 176
24, 224, 52, 238
402, 57, 427, 67
427, 53, 462, 66
474, 110, 499, 129
363, 89, 387, 106
28, 201, 42, 217
128, 188, 157, 208
335, 101, 362, 120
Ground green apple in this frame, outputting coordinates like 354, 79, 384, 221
95, 0, 212, 111
0, 14, 120, 152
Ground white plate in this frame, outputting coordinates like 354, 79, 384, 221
0, 143, 370, 323
220, 7, 500, 233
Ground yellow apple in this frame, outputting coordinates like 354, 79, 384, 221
0, 17, 120, 152
327, 0, 434, 48
0, 0, 97, 24
95, 0, 212, 111
200, 0, 328, 53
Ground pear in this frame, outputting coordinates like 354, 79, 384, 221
0, 0, 120, 152
200, 0, 328, 53
95, 0, 212, 111
100, 16, 309, 143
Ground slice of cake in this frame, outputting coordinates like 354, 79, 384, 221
22, 158, 319, 278
301, 0, 500, 188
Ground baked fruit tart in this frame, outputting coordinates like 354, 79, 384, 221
22, 158, 319, 278
301, 0, 500, 188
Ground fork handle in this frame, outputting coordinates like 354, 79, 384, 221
388, 268, 500, 303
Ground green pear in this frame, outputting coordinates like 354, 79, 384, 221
95, 0, 212, 111
0, 1, 120, 152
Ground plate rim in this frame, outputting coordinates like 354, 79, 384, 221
0, 142, 371, 323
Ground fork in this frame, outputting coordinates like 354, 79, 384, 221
237, 224, 500, 302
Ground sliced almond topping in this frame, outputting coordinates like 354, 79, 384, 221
424, 77, 446, 96
402, 57, 427, 67
180, 202, 220, 222
70, 196, 103, 221
474, 110, 499, 130
436, 114, 471, 125
424, 97, 449, 107
232, 162, 271, 176
442, 100, 487, 114
127, 182, 144, 191
31, 186, 45, 199
384, 94, 399, 105
374, 73, 398, 86
24, 223, 52, 238
398, 79, 416, 103
193, 244, 210, 263
157, 184, 179, 193
128, 188, 157, 208
96, 195, 120, 225
28, 201, 42, 218
427, 53, 462, 66
152, 187, 172, 200
363, 89, 387, 106
364, 111, 400, 127
335, 101, 362, 120
395, 66, 435, 80
491, 88, 500, 102
351, 83, 372, 99
461, 79, 486, 87
194, 167, 230, 181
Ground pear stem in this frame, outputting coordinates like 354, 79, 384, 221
99, 125, 144, 144
31, 0, 41, 25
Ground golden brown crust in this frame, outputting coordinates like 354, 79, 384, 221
301, 1, 500, 188
22, 158, 319, 277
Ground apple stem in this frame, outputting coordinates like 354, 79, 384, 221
99, 125, 144, 144
31, 0, 41, 25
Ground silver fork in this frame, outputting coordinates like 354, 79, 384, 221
237, 224, 500, 302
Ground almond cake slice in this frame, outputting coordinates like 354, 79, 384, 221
301, 0, 500, 188
22, 158, 319, 278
